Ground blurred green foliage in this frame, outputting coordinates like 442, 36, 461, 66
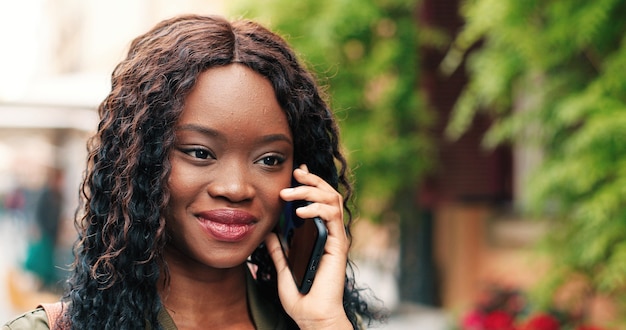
228, 0, 431, 221
449, 0, 626, 316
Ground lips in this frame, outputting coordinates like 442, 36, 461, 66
197, 209, 257, 242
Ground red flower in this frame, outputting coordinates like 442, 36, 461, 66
462, 310, 484, 329
520, 313, 560, 330
484, 310, 516, 330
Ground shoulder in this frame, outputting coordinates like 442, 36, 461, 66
2, 308, 49, 330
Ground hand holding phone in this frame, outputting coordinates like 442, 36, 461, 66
276, 200, 327, 294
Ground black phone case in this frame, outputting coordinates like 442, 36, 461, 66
278, 200, 328, 294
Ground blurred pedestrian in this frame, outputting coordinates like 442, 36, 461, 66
23, 168, 64, 292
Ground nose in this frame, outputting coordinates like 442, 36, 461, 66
206, 161, 255, 203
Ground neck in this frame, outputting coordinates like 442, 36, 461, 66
158, 252, 254, 329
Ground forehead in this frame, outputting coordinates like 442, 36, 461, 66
177, 64, 291, 141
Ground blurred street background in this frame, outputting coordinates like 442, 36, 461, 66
2, 0, 626, 329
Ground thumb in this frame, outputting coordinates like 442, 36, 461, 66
264, 233, 300, 302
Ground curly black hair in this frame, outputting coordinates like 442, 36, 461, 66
62, 14, 381, 329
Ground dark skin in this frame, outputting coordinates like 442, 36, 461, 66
159, 64, 351, 329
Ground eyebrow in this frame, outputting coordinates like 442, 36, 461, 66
175, 123, 293, 145
259, 133, 293, 146
176, 123, 220, 137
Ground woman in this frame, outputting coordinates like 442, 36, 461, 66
3, 14, 381, 329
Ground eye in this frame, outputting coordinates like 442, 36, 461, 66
183, 148, 213, 160
256, 155, 285, 166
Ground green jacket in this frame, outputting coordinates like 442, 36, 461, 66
2, 272, 291, 330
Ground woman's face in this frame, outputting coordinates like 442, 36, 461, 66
165, 64, 293, 270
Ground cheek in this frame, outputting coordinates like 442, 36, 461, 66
261, 174, 291, 220
165, 164, 200, 217
164, 172, 195, 238
166, 176, 184, 207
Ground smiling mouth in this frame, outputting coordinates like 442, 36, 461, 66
197, 209, 257, 242
201, 220, 254, 242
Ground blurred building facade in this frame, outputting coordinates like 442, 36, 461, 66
417, 0, 548, 316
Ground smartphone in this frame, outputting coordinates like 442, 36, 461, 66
276, 199, 328, 294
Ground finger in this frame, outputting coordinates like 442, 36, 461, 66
264, 233, 300, 297
281, 165, 349, 247
280, 172, 347, 242
280, 186, 340, 210
265, 233, 290, 278
294, 203, 347, 241
292, 166, 335, 193
281, 165, 339, 204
